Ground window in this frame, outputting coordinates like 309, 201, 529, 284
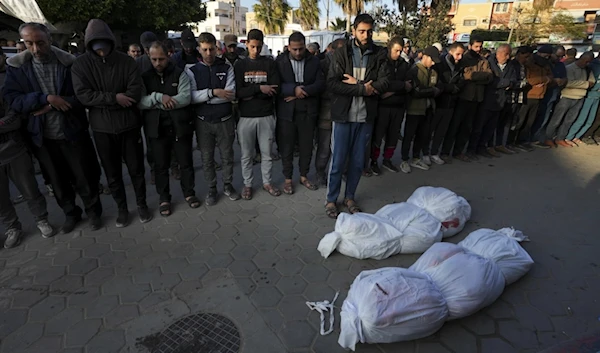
463, 19, 477, 26
494, 3, 508, 13
482, 18, 489, 23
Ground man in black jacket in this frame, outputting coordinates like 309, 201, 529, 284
315, 38, 345, 186
4, 22, 102, 233
432, 42, 465, 164
369, 35, 411, 175
276, 32, 325, 194
136, 31, 158, 74
235, 29, 281, 200
441, 35, 493, 163
0, 99, 53, 248
467, 44, 516, 158
172, 29, 202, 70
139, 42, 199, 217
72, 19, 152, 228
325, 14, 389, 218
188, 32, 240, 206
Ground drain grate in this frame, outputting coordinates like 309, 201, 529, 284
153, 313, 241, 353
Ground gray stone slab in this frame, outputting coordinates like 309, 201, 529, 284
29, 296, 66, 322
0, 322, 44, 353
65, 318, 102, 347
44, 306, 84, 335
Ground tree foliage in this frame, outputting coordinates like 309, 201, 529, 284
37, 0, 206, 31
297, 0, 320, 31
409, 0, 454, 49
333, 0, 369, 32
253, 0, 292, 34
330, 17, 348, 31
370, 5, 403, 37
512, 0, 587, 44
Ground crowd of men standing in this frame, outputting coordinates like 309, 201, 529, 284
1, 14, 600, 249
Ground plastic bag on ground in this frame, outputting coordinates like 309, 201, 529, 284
409, 243, 505, 319
317, 213, 404, 260
406, 186, 472, 238
338, 267, 449, 351
374, 202, 443, 253
458, 227, 533, 285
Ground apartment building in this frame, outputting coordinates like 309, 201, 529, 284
192, 0, 248, 40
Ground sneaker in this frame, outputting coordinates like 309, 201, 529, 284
440, 154, 453, 164
465, 152, 480, 161
61, 215, 82, 234
370, 162, 381, 176
12, 194, 24, 204
486, 147, 501, 158
46, 184, 54, 197
205, 188, 218, 206
513, 144, 530, 152
138, 206, 153, 223
410, 158, 430, 171
116, 210, 129, 228
532, 141, 551, 149
431, 155, 445, 165
495, 146, 515, 155
382, 159, 399, 172
477, 149, 495, 159
422, 155, 432, 166
89, 216, 102, 231
454, 154, 471, 163
505, 145, 519, 153
37, 220, 55, 239
4, 228, 23, 249
400, 161, 411, 174
223, 184, 241, 201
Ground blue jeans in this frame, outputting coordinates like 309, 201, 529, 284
533, 88, 559, 141
566, 96, 600, 140
541, 98, 584, 141
327, 121, 373, 203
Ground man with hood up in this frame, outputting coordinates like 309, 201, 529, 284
72, 19, 152, 228
3, 22, 102, 234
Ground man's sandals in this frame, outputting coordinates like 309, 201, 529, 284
283, 179, 318, 195
325, 199, 362, 219
186, 196, 201, 209
159, 202, 171, 217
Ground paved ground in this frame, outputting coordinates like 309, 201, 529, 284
1, 142, 599, 353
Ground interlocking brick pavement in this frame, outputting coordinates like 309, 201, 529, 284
0, 144, 599, 352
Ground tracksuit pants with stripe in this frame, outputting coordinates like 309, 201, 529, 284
327, 121, 373, 203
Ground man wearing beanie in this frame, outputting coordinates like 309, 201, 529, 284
72, 19, 152, 228
136, 31, 158, 73
172, 29, 202, 70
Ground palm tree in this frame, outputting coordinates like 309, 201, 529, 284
253, 0, 292, 34
297, 0, 320, 31
330, 17, 348, 31
333, 0, 367, 32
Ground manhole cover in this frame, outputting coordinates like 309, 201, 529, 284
152, 313, 241, 353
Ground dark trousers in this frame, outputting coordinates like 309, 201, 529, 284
0, 152, 48, 231
93, 129, 147, 211
327, 122, 372, 203
492, 104, 518, 147
33, 135, 102, 219
441, 99, 479, 156
508, 98, 540, 145
430, 108, 454, 156
468, 108, 501, 153
402, 112, 432, 161
315, 128, 331, 178
541, 97, 584, 141
277, 112, 316, 179
146, 134, 178, 173
151, 131, 194, 203
197, 118, 235, 189
372, 105, 403, 161
583, 106, 600, 137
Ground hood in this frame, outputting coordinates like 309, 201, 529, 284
84, 19, 116, 53
7, 46, 75, 69
533, 54, 550, 67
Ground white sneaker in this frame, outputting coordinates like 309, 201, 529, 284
410, 158, 430, 171
422, 155, 432, 166
36, 220, 55, 239
400, 161, 411, 174
431, 155, 445, 165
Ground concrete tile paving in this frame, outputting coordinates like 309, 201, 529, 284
1, 146, 599, 352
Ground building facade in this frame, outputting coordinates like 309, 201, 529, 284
192, 0, 248, 40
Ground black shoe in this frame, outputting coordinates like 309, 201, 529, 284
465, 152, 480, 161
382, 159, 399, 173
4, 228, 23, 249
223, 184, 241, 201
370, 162, 381, 176
116, 210, 129, 228
61, 215, 82, 234
89, 217, 102, 231
138, 206, 153, 224
477, 149, 495, 158
205, 188, 218, 206
521, 142, 535, 152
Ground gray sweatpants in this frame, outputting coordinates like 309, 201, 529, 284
237, 116, 276, 187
